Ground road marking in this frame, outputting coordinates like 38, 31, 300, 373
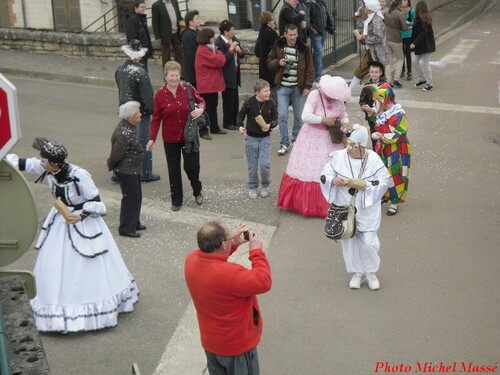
99, 190, 277, 375
399, 99, 500, 116
441, 39, 481, 64
490, 50, 500, 65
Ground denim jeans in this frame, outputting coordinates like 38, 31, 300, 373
246, 135, 271, 189
277, 85, 304, 147
136, 114, 153, 179
310, 33, 326, 79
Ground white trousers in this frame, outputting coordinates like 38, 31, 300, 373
341, 231, 381, 274
385, 41, 405, 83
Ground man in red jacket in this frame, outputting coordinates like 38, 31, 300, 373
184, 221, 272, 375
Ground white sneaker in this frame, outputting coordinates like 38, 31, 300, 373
248, 189, 258, 199
349, 274, 364, 289
277, 144, 289, 155
260, 188, 269, 198
365, 273, 380, 290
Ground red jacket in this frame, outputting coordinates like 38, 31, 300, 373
184, 245, 272, 356
150, 82, 205, 144
195, 45, 226, 94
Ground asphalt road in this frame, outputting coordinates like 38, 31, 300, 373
4, 2, 500, 373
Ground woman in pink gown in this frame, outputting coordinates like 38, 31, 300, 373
277, 75, 351, 217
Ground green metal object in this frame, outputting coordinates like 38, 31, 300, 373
0, 304, 10, 375
0, 160, 38, 268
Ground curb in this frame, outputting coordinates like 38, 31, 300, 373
0, 0, 490, 88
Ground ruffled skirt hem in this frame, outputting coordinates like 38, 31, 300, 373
277, 174, 329, 217
31, 280, 139, 333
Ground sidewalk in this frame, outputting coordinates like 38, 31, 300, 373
0, 0, 488, 92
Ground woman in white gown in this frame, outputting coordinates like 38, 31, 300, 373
6, 138, 139, 332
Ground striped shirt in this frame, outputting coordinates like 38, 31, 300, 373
281, 45, 299, 87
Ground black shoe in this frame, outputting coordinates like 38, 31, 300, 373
422, 84, 433, 91
223, 125, 239, 131
141, 174, 161, 183
195, 193, 203, 205
415, 79, 426, 87
212, 129, 227, 135
400, 71, 405, 79
171, 205, 181, 212
392, 80, 402, 88
119, 231, 141, 238
136, 224, 147, 231
407, 72, 412, 81
111, 174, 118, 183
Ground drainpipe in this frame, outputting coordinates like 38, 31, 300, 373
21, 0, 27, 27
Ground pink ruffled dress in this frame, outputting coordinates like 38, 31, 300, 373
277, 89, 348, 217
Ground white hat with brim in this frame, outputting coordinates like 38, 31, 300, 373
348, 124, 369, 147
319, 75, 351, 102
121, 44, 148, 60
364, 0, 382, 12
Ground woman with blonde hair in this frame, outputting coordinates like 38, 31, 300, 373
148, 61, 206, 211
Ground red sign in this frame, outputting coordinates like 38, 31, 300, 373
0, 74, 21, 161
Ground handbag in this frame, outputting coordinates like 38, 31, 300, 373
319, 93, 345, 144
324, 154, 367, 240
186, 82, 209, 130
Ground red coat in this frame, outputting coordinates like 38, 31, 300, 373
150, 82, 205, 144
195, 45, 226, 94
184, 245, 272, 356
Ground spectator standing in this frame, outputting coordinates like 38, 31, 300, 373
148, 61, 206, 212
279, 0, 309, 43
125, 0, 153, 71
215, 20, 245, 131
349, 0, 388, 94
115, 39, 160, 182
320, 125, 390, 290
267, 24, 315, 155
359, 61, 386, 149
184, 221, 272, 375
181, 10, 210, 140
400, 0, 415, 80
107, 101, 146, 238
237, 79, 278, 199
306, 0, 334, 81
410, 0, 435, 91
255, 11, 279, 101
384, 0, 409, 88
152, 0, 183, 68
195, 28, 228, 137
181, 9, 200, 88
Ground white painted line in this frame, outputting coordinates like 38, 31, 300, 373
398, 99, 500, 116
99, 190, 277, 374
441, 39, 480, 64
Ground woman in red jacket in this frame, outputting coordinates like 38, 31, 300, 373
195, 28, 228, 137
147, 61, 206, 211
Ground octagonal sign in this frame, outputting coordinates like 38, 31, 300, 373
0, 73, 21, 161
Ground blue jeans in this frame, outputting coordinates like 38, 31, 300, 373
246, 135, 271, 189
310, 33, 326, 79
136, 114, 153, 179
277, 85, 304, 147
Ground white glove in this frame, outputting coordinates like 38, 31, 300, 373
371, 132, 382, 140
5, 154, 19, 166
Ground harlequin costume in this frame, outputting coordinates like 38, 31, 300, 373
372, 84, 411, 204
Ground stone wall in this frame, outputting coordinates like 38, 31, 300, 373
0, 27, 260, 74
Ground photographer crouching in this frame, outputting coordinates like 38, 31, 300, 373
184, 221, 272, 375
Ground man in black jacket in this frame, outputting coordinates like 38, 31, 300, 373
306, 0, 334, 81
125, 0, 153, 71
152, 0, 183, 69
115, 40, 160, 182
279, 0, 310, 43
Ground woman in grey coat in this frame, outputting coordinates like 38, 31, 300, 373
107, 101, 146, 238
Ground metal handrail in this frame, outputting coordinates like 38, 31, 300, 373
80, 6, 119, 33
